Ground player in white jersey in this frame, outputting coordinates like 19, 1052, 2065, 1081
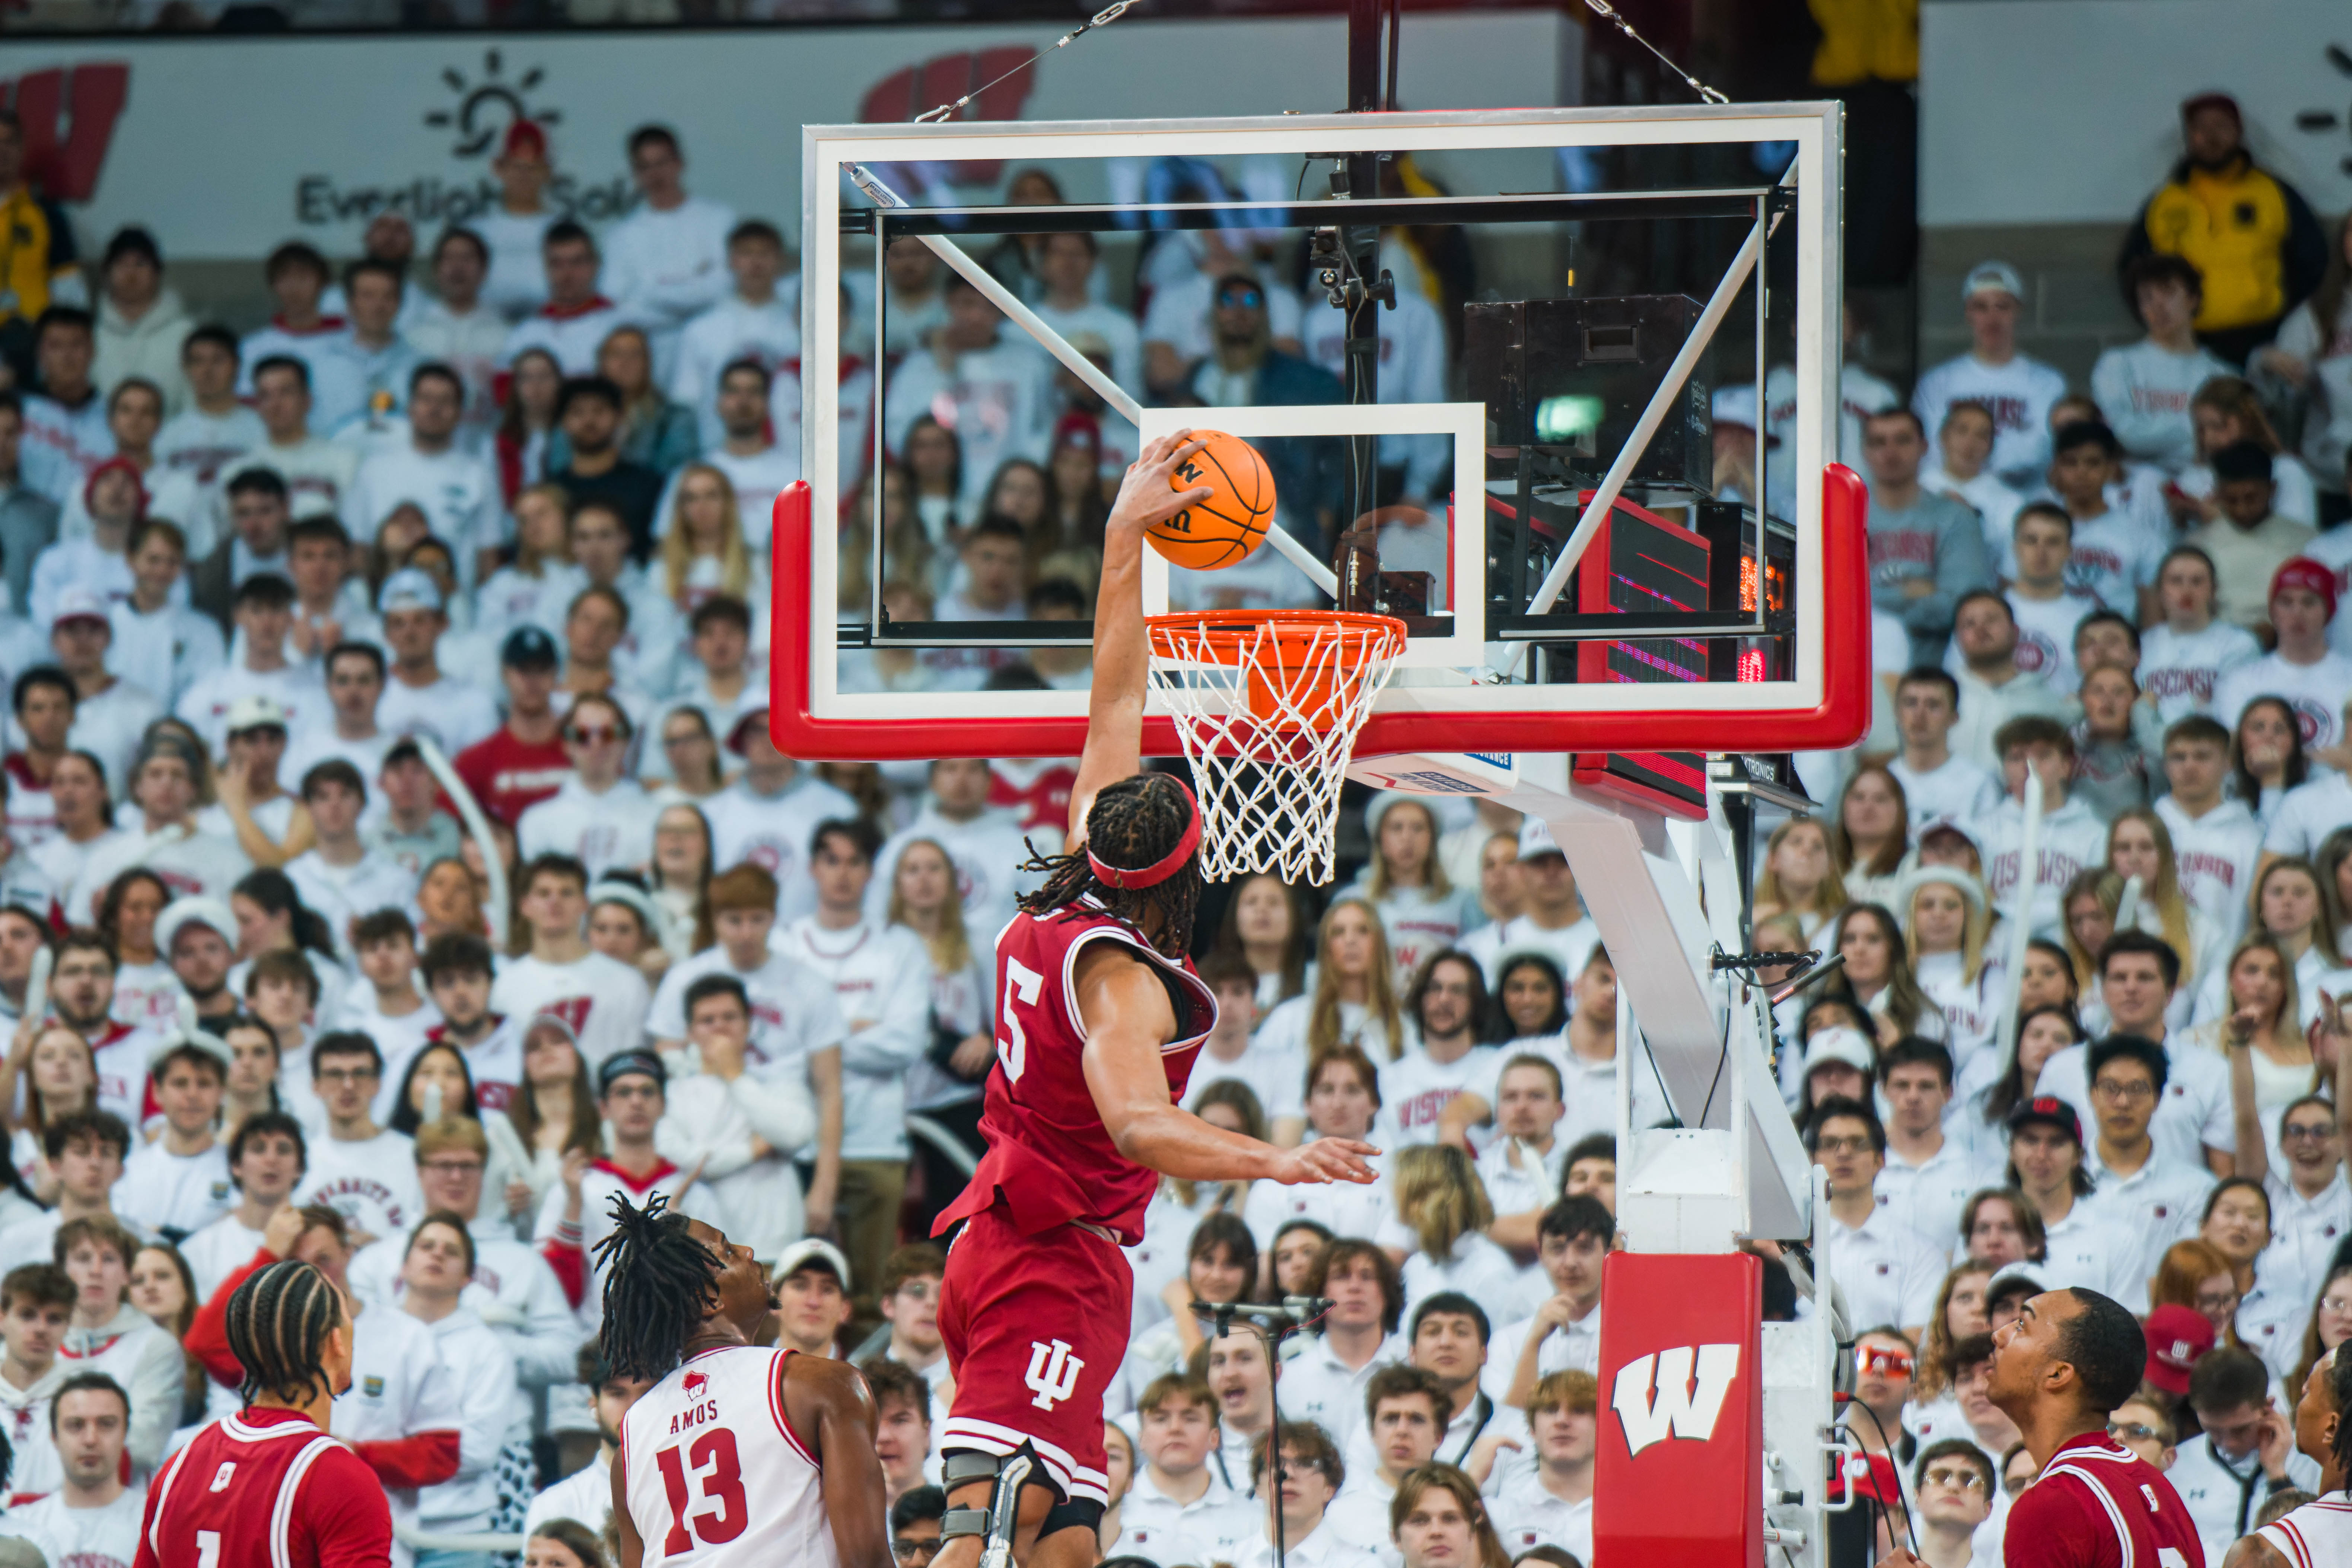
601, 1193, 889, 1568
2231, 1347, 2348, 1568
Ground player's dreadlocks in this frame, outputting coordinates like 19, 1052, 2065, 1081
1019, 771, 1202, 958
225, 1259, 344, 1407
595, 1191, 720, 1383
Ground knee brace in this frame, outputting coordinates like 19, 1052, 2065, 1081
939, 1448, 1037, 1568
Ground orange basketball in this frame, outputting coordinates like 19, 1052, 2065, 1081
1145, 432, 1277, 571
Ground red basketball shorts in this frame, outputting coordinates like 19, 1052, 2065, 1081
937, 1203, 1129, 1505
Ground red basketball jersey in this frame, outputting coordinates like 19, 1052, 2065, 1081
135, 1409, 392, 1568
936, 900, 1215, 1245
2004, 1432, 2205, 1568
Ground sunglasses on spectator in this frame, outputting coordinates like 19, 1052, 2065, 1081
1922, 1466, 1986, 1492
567, 726, 624, 745
1217, 287, 1265, 309
2108, 1421, 2162, 1444
1856, 1346, 1913, 1377
891, 1540, 940, 1563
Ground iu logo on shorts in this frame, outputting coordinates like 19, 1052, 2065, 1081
1610, 1343, 1740, 1456
1025, 1340, 1083, 1410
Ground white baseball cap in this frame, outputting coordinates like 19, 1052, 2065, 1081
1517, 815, 1564, 863
379, 568, 445, 614
225, 694, 289, 734
771, 1237, 852, 1291
51, 587, 112, 626
1962, 260, 2023, 303
1804, 1025, 1877, 1079
156, 897, 238, 954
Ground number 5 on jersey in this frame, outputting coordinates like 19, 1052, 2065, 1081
999, 958, 1043, 1083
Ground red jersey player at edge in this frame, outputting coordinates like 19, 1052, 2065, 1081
1874, 1288, 2202, 1568
598, 1192, 891, 1568
927, 427, 1381, 1568
133, 1259, 392, 1568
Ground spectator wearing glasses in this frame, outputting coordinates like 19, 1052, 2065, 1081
888, 1486, 945, 1568
2080, 1036, 2215, 1315
346, 1119, 582, 1404
1909, 1438, 1996, 1568
2234, 1092, 2351, 1296
515, 694, 656, 880
1239, 1423, 1372, 1568
1807, 1097, 1943, 1335
293, 1032, 420, 1247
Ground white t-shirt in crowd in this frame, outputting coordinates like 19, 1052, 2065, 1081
2156, 795, 2264, 945
376, 671, 502, 758
700, 776, 863, 920
2263, 772, 2352, 861
299, 1128, 424, 1243
645, 945, 848, 1091
490, 951, 651, 1066
1181, 1034, 1310, 1128
286, 848, 418, 955
2140, 620, 2263, 724
1377, 1045, 1505, 1150
516, 778, 661, 879
1887, 753, 2002, 834
1910, 351, 2070, 486
2213, 650, 2352, 754
2035, 1038, 2234, 1173
772, 916, 932, 1162
0, 1486, 147, 1568
112, 1138, 233, 1241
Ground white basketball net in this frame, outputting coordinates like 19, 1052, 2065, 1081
1146, 612, 1409, 885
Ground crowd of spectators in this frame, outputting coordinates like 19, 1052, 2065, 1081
0, 79, 2346, 1568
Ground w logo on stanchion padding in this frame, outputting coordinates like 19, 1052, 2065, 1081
1611, 1344, 1741, 1456
1025, 1340, 1083, 1410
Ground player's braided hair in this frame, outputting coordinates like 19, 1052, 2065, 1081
595, 1191, 720, 1383
1019, 772, 1202, 959
225, 1259, 344, 1407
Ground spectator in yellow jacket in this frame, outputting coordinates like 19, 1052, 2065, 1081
2120, 93, 2326, 368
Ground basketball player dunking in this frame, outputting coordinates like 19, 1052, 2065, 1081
600, 1195, 891, 1568
929, 429, 1380, 1568
134, 1260, 393, 1568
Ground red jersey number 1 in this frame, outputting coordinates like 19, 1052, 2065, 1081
999, 957, 1043, 1083
653, 1429, 749, 1556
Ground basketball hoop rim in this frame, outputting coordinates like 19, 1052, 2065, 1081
1143, 609, 1411, 668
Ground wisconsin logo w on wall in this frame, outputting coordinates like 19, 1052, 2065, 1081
0, 64, 129, 202
1611, 1343, 1741, 1457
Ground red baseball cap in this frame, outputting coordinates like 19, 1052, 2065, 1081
2142, 1304, 2215, 1396
2271, 556, 2337, 621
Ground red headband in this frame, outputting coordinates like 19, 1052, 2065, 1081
1087, 779, 1202, 890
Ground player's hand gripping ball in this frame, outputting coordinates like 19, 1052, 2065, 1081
1143, 432, 1277, 570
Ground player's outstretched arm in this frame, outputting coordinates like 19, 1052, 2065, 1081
1079, 952, 1376, 1186
1066, 430, 1213, 849
783, 1347, 894, 1568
